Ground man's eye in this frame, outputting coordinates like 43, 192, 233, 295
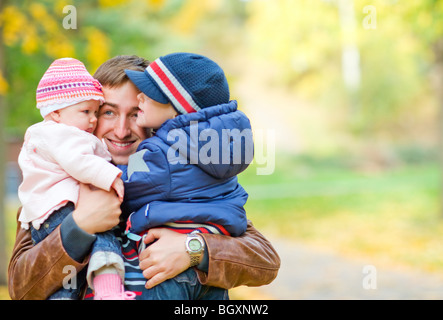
102, 110, 114, 116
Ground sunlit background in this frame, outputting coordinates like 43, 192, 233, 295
1, 0, 443, 299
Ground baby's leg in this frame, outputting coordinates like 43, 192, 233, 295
87, 230, 135, 300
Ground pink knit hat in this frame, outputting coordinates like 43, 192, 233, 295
36, 58, 105, 117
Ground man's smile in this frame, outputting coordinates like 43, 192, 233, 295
107, 139, 136, 149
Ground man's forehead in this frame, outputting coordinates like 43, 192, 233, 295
99, 101, 139, 112
101, 101, 118, 108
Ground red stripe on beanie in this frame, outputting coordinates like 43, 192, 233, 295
149, 61, 197, 114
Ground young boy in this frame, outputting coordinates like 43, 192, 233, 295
18, 58, 134, 300
120, 52, 254, 299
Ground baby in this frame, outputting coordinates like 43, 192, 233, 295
17, 58, 133, 300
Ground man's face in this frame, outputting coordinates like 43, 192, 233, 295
95, 81, 150, 165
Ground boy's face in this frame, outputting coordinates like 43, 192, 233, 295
136, 92, 178, 130
51, 100, 100, 133
94, 81, 150, 165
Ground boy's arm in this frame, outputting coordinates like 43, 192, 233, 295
127, 196, 248, 237
118, 145, 171, 209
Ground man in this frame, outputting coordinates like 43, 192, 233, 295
8, 55, 280, 300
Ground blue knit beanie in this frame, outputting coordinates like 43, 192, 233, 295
125, 52, 230, 115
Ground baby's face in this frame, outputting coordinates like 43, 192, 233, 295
54, 100, 100, 133
136, 92, 177, 130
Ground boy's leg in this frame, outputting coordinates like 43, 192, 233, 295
197, 285, 229, 300
137, 268, 197, 300
137, 268, 229, 300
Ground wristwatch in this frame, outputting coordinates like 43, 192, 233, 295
185, 233, 205, 267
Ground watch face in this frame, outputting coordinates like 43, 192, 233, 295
189, 238, 202, 252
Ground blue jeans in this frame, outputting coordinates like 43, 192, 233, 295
31, 202, 123, 300
33, 203, 228, 300
123, 234, 229, 300
84, 232, 229, 300
132, 268, 229, 300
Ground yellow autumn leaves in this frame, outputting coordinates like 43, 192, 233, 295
0, 2, 112, 94
1, 3, 70, 55
170, 0, 221, 35
0, 72, 7, 96
0, 0, 224, 96
99, 0, 166, 10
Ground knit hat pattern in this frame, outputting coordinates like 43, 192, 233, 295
36, 58, 105, 117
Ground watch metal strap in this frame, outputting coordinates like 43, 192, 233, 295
189, 254, 200, 267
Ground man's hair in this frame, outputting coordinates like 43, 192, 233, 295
94, 55, 150, 88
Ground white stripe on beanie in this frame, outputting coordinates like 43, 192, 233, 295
39, 97, 104, 118
146, 58, 201, 114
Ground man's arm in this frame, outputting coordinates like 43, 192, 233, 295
8, 211, 90, 300
139, 220, 280, 290
197, 220, 280, 288
8, 184, 122, 300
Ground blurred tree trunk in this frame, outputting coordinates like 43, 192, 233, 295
337, 0, 361, 115
0, 0, 8, 286
434, 39, 443, 218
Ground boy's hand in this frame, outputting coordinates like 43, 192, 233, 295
112, 177, 125, 201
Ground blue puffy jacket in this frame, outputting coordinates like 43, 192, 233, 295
119, 101, 253, 237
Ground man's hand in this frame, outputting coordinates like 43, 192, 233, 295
73, 183, 122, 234
139, 228, 190, 289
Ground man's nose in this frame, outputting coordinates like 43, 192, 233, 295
114, 117, 131, 139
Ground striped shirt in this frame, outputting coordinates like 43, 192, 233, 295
84, 230, 149, 299
84, 222, 224, 300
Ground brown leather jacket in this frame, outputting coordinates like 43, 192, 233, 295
8, 210, 280, 300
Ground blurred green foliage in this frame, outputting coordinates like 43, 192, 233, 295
239, 153, 443, 272
246, 0, 443, 142
2, 0, 443, 298
1, 0, 442, 145
1, 0, 251, 134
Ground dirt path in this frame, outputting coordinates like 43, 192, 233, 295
231, 236, 443, 300
5, 236, 443, 300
